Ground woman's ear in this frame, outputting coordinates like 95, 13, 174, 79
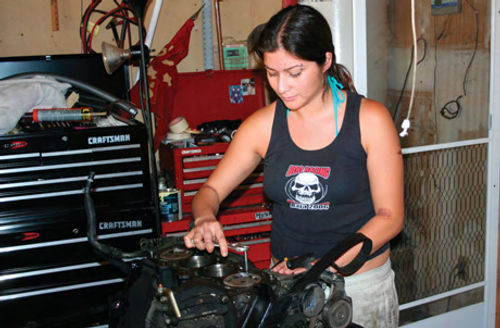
323, 52, 333, 73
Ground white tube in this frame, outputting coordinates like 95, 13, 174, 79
132, 0, 164, 86
145, 0, 163, 48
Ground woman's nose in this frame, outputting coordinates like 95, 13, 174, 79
277, 75, 290, 94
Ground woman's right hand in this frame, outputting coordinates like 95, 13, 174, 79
183, 216, 229, 257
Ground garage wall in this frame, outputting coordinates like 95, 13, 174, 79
0, 0, 281, 73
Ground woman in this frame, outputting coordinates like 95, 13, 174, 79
184, 5, 403, 327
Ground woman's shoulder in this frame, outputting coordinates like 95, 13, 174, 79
239, 101, 277, 131
358, 97, 393, 126
230, 101, 277, 158
358, 97, 400, 151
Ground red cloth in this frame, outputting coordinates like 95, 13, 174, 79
282, 0, 298, 8
130, 18, 194, 150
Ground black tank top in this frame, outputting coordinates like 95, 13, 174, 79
263, 91, 389, 260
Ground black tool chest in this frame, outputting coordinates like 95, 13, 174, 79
0, 123, 155, 326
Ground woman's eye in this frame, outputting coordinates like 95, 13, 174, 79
267, 71, 278, 77
290, 71, 302, 78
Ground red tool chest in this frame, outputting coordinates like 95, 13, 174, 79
159, 142, 272, 269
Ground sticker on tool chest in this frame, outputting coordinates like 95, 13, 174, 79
181, 149, 202, 155
255, 211, 271, 220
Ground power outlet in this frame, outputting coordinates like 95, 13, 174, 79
431, 0, 462, 16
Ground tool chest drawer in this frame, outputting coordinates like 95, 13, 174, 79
159, 142, 272, 269
160, 142, 268, 221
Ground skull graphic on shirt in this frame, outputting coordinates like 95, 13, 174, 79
290, 172, 322, 204
285, 172, 328, 207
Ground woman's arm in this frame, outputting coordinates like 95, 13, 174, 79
184, 104, 274, 256
359, 98, 404, 250
333, 98, 404, 269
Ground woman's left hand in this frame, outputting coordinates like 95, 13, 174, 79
271, 258, 312, 275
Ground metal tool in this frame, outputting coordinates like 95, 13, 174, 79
214, 241, 249, 253
190, 239, 250, 272
214, 242, 250, 273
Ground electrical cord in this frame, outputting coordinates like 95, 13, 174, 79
432, 15, 453, 142
84, 7, 138, 54
87, 6, 136, 52
80, 0, 143, 54
399, 0, 418, 137
438, 0, 479, 120
81, 0, 101, 53
113, 0, 132, 48
392, 37, 428, 124
135, 10, 161, 234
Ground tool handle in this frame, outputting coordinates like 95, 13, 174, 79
214, 242, 249, 253
286, 253, 315, 270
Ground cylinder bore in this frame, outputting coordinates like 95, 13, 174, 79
180, 254, 217, 268
159, 246, 193, 262
201, 262, 238, 278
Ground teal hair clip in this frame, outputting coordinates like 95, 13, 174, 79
327, 76, 345, 136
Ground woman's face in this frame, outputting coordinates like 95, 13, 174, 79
263, 48, 330, 111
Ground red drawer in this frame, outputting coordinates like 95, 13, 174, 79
159, 143, 272, 267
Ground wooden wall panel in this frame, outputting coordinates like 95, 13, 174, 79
0, 0, 281, 73
389, 0, 489, 50
385, 0, 490, 145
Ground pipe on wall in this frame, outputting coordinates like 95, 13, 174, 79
214, 0, 224, 70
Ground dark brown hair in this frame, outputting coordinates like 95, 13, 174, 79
254, 4, 356, 93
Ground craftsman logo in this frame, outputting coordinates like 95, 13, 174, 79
88, 134, 131, 145
99, 220, 143, 230
2, 141, 28, 150
22, 232, 40, 241
181, 149, 202, 155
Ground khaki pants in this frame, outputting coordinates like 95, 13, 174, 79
345, 258, 399, 328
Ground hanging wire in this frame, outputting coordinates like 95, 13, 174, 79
439, 0, 479, 119
392, 37, 427, 123
80, 0, 143, 54
399, 0, 418, 137
80, 0, 101, 53
432, 15, 450, 143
